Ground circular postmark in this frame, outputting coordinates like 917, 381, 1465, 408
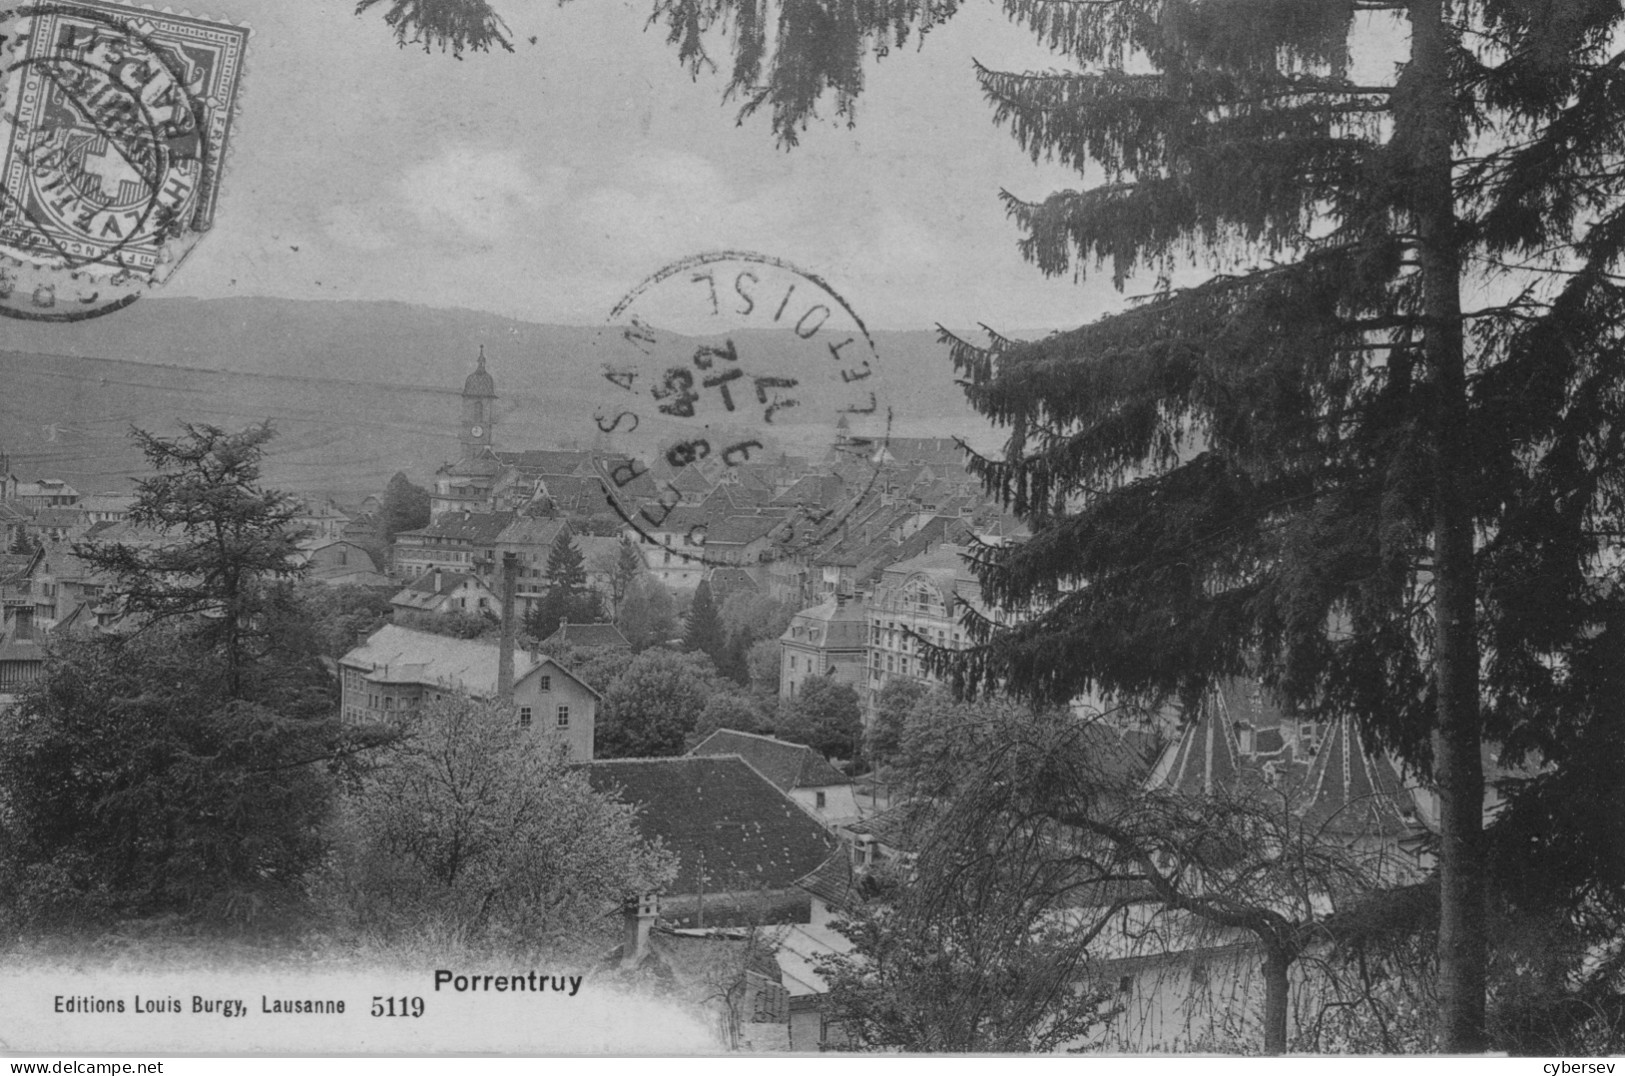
589, 251, 893, 569
0, 2, 244, 321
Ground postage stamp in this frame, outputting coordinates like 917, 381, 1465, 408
589, 250, 893, 568
0, 1, 248, 321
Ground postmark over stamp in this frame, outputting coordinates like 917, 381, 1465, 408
588, 251, 892, 567
0, 1, 248, 321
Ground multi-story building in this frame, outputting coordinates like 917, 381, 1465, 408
393, 510, 514, 579
338, 624, 597, 761
778, 594, 868, 700
860, 543, 993, 720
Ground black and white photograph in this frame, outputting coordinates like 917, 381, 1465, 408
0, 0, 1621, 1060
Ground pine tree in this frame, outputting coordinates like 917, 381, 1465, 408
683, 578, 727, 666
548, 0, 1625, 1053
75, 423, 309, 699
526, 530, 598, 641
609, 536, 645, 615
915, 1, 1625, 1052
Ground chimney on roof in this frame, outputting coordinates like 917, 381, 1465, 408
621, 891, 660, 969
433, 569, 442, 593
498, 551, 517, 703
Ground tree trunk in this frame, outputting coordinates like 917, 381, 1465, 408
1262, 946, 1290, 1055
1411, 0, 1489, 1053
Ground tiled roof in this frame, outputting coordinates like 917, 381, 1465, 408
1299, 716, 1417, 836
846, 800, 933, 853
0, 552, 37, 582
669, 465, 711, 493
881, 437, 970, 468
340, 624, 536, 695
688, 729, 851, 792
634, 504, 711, 534
545, 622, 630, 649
28, 507, 85, 528
584, 756, 838, 894
399, 511, 514, 544
796, 852, 860, 910
771, 474, 845, 510
393, 570, 490, 605
1152, 700, 1244, 798
496, 449, 596, 476
494, 515, 569, 548
704, 515, 782, 546
0, 635, 45, 662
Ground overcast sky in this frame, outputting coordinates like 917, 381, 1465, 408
156, 0, 1134, 332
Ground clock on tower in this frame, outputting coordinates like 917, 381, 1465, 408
459, 346, 497, 460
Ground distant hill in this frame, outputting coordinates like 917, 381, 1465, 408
0, 297, 998, 500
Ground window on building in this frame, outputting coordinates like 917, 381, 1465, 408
539, 675, 551, 691
556, 705, 570, 728
384, 696, 393, 711
519, 706, 532, 729
815, 791, 826, 809
790, 655, 797, 670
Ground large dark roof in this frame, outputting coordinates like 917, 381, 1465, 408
846, 800, 933, 853
545, 622, 629, 649
399, 511, 515, 544
687, 729, 850, 792
496, 449, 595, 476
1299, 716, 1417, 836
585, 756, 837, 895
796, 852, 860, 910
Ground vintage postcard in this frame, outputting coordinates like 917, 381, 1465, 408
0, 0, 1616, 1062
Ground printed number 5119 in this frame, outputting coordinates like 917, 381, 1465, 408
371, 996, 425, 1017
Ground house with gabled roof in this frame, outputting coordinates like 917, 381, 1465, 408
388, 569, 499, 618
339, 624, 597, 760
687, 729, 859, 825
584, 755, 840, 929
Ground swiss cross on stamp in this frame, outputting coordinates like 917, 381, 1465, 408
0, 1, 248, 321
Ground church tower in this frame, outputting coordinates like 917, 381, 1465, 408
460, 346, 497, 460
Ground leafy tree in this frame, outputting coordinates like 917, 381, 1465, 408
616, 574, 678, 651
718, 590, 797, 648
883, 695, 1404, 1054
597, 648, 718, 758
525, 531, 602, 640
682, 579, 727, 665
817, 871, 1119, 1052
298, 582, 395, 660
73, 423, 308, 699
869, 677, 927, 770
745, 637, 781, 702
7, 527, 36, 555
775, 676, 862, 763
346, 694, 673, 939
379, 471, 431, 545
535, 642, 631, 696
689, 691, 768, 746
0, 624, 381, 922
602, 536, 646, 615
